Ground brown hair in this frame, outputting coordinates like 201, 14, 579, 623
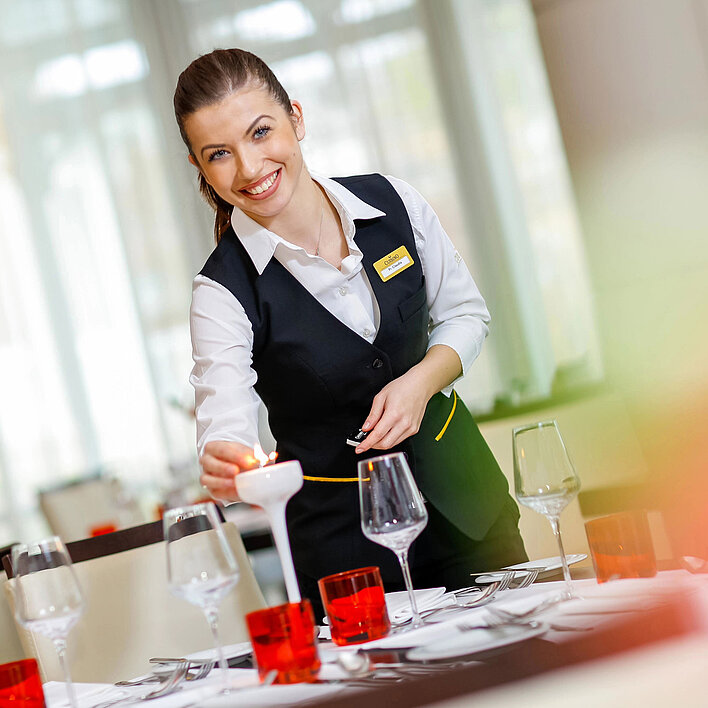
174, 48, 293, 242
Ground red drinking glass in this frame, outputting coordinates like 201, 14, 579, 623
245, 600, 320, 684
585, 510, 657, 583
0, 659, 45, 708
318, 566, 390, 646
90, 523, 117, 537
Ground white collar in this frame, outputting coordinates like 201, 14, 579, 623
229, 173, 386, 274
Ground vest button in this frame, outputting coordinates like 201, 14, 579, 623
372, 358, 384, 369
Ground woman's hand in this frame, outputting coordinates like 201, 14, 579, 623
355, 369, 432, 453
355, 344, 462, 454
200, 441, 259, 502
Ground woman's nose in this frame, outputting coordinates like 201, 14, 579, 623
233, 147, 261, 185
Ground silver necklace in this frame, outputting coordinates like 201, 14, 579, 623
314, 190, 325, 257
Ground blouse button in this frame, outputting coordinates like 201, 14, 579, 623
372, 358, 384, 369
338, 286, 348, 296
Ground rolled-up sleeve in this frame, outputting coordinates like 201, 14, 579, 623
385, 176, 490, 377
190, 275, 261, 457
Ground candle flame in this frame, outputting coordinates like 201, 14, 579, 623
253, 443, 269, 467
253, 443, 278, 467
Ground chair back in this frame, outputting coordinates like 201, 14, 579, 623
0, 572, 24, 663
38, 474, 145, 542
4, 521, 265, 683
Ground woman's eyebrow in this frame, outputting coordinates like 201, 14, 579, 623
245, 114, 275, 135
200, 143, 225, 156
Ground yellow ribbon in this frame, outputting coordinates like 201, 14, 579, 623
303, 476, 360, 482
435, 390, 457, 441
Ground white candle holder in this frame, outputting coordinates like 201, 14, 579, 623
235, 457, 303, 603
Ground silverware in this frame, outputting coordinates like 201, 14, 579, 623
116, 660, 215, 687
97, 664, 188, 708
417, 581, 504, 622
511, 568, 541, 589
486, 596, 563, 622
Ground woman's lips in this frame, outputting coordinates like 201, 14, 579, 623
241, 169, 281, 200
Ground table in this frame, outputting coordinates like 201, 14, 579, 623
42, 570, 706, 708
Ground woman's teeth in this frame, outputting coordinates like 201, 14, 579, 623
245, 170, 278, 194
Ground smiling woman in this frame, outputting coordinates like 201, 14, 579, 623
184, 89, 311, 239
174, 47, 528, 617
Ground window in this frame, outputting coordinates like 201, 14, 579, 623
0, 0, 599, 544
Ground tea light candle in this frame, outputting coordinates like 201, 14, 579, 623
235, 445, 303, 602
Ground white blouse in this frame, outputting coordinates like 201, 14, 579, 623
190, 174, 490, 456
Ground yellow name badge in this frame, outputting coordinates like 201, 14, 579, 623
373, 246, 414, 282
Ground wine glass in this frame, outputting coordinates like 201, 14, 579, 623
358, 452, 428, 628
163, 502, 240, 690
512, 420, 581, 599
11, 536, 85, 708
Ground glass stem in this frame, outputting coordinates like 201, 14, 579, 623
54, 637, 78, 708
204, 606, 228, 691
396, 549, 422, 628
548, 515, 574, 599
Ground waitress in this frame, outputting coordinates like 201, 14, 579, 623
176, 48, 527, 615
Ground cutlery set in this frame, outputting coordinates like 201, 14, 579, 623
397, 568, 543, 625
102, 567, 586, 700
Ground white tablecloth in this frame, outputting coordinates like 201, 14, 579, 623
44, 571, 705, 708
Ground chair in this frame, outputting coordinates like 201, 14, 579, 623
0, 543, 24, 663
4, 520, 266, 683
38, 473, 146, 542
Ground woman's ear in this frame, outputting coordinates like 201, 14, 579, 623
290, 100, 306, 141
188, 153, 210, 185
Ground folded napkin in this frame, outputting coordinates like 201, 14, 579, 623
385, 587, 451, 623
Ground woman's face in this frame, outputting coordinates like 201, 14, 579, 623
185, 84, 307, 227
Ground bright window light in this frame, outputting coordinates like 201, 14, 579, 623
33, 41, 147, 99
85, 41, 148, 90
336, 0, 414, 24
33, 55, 87, 99
233, 1, 316, 42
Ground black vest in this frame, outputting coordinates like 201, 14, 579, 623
200, 174, 509, 580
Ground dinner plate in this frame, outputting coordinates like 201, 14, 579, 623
406, 622, 548, 661
474, 554, 587, 582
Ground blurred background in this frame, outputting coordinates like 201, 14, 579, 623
0, 0, 706, 564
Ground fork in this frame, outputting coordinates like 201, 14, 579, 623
487, 595, 563, 622
466, 570, 515, 590
116, 660, 215, 687
510, 568, 541, 589
96, 664, 188, 708
412, 580, 505, 622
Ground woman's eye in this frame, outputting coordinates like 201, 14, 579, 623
254, 125, 271, 139
207, 149, 228, 162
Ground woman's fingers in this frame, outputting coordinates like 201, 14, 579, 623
201, 452, 241, 478
200, 441, 259, 502
362, 394, 385, 431
371, 421, 417, 451
357, 411, 414, 452
356, 406, 421, 453
199, 472, 240, 503
203, 440, 257, 469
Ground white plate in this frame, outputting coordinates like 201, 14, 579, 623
407, 622, 548, 661
474, 554, 587, 582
